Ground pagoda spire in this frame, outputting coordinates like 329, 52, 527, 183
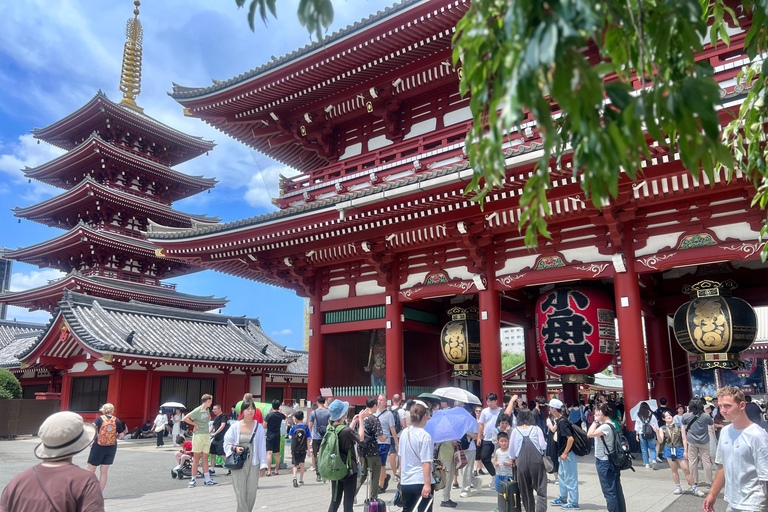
118, 0, 144, 112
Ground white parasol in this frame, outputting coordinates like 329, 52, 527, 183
160, 401, 186, 409
432, 387, 482, 405
629, 399, 658, 421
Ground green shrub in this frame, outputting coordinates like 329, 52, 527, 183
0, 369, 22, 399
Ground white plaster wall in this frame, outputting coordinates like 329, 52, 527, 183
93, 361, 112, 371
193, 366, 222, 374
250, 376, 262, 397
404, 118, 437, 140
123, 362, 144, 370
401, 271, 429, 289
323, 284, 349, 301
443, 106, 472, 126
710, 223, 761, 243
560, 246, 604, 264
356, 280, 386, 296
445, 267, 474, 281
154, 365, 188, 373
68, 362, 88, 373
635, 232, 685, 257
497, 254, 540, 276
339, 142, 362, 160
368, 135, 394, 151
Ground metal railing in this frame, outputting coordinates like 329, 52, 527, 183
329, 386, 435, 398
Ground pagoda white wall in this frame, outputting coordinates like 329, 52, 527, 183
710, 222, 761, 243
250, 375, 262, 397
356, 281, 385, 296
497, 254, 539, 276
323, 284, 350, 300
338, 143, 362, 161
443, 106, 472, 126
404, 118, 437, 140
368, 135, 394, 151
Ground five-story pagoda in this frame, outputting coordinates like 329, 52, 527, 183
0, 1, 226, 313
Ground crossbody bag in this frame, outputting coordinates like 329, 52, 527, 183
224, 423, 258, 470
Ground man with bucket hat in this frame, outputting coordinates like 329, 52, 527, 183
0, 411, 105, 511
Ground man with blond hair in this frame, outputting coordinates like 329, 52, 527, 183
704, 386, 768, 512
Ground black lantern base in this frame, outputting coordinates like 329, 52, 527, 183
693, 352, 746, 370
453, 364, 481, 378
560, 374, 595, 385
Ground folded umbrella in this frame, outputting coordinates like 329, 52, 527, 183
432, 387, 482, 405
424, 407, 478, 444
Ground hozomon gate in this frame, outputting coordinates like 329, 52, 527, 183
150, 0, 768, 416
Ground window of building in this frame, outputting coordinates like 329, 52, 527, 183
291, 387, 307, 404
264, 387, 283, 405
159, 377, 215, 411
22, 384, 48, 400
69, 376, 109, 412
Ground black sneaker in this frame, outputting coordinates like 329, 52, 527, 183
383, 474, 391, 491
171, 469, 178, 479
316, 474, 322, 482
209, 469, 215, 475
478, 469, 487, 475
379, 487, 386, 494
440, 500, 457, 508
293, 478, 299, 488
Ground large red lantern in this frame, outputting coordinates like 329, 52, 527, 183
535, 286, 616, 384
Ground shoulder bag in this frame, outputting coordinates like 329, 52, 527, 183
224, 423, 258, 470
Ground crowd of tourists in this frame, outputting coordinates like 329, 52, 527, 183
2, 386, 768, 512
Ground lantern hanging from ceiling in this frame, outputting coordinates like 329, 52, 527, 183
535, 286, 616, 384
673, 280, 757, 370
440, 306, 481, 377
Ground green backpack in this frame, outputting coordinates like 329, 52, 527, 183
317, 424, 353, 482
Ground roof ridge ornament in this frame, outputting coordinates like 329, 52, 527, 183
118, 0, 144, 112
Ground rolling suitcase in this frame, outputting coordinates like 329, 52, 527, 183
497, 478, 521, 512
364, 471, 386, 512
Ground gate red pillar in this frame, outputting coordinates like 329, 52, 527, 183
646, 314, 676, 404
613, 233, 649, 422
524, 321, 547, 402
669, 325, 693, 405
386, 260, 404, 398
307, 296, 323, 403
107, 362, 124, 405
479, 257, 502, 399
142, 365, 154, 422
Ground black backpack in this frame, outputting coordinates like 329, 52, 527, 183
391, 407, 403, 435
458, 433, 471, 450
601, 423, 635, 472
563, 418, 591, 456
291, 425, 308, 454
641, 419, 656, 440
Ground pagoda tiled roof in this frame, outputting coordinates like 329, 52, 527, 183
32, 91, 215, 165
12, 176, 220, 229
283, 350, 308, 376
23, 133, 217, 199
14, 291, 295, 366
0, 320, 46, 369
0, 270, 228, 312
169, 0, 426, 100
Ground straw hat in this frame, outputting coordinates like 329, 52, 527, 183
34, 411, 97, 460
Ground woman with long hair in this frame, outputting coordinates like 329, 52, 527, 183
223, 401, 268, 512
545, 410, 559, 483
512, 409, 548, 512
171, 408, 184, 446
634, 402, 659, 469
656, 410, 705, 497
398, 401, 435, 512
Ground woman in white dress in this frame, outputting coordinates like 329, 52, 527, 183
171, 408, 184, 446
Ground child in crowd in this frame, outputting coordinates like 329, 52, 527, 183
289, 410, 311, 488
493, 432, 515, 491
172, 435, 193, 477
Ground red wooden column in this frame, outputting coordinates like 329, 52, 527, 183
669, 325, 693, 405
307, 296, 324, 402
221, 368, 230, 410
479, 256, 502, 399
646, 314, 676, 403
107, 362, 124, 405
142, 365, 154, 422
613, 227, 649, 422
386, 259, 404, 397
524, 320, 547, 401
60, 371, 72, 410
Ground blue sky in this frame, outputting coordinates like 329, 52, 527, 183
0, 0, 395, 350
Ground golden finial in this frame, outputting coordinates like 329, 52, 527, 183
119, 0, 144, 112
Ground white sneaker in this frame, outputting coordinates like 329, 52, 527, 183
645, 464, 650, 469
459, 491, 470, 498
673, 487, 683, 495
651, 460, 658, 470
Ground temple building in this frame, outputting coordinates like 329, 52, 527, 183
0, 1, 307, 423
149, 0, 768, 414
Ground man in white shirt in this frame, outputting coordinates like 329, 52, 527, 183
477, 392, 501, 478
374, 394, 399, 493
704, 386, 768, 512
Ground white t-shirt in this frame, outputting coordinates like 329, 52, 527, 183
495, 448, 514, 476
715, 423, 768, 511
634, 415, 659, 435
479, 407, 501, 441
398, 426, 435, 486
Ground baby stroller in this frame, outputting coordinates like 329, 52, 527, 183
171, 457, 201, 480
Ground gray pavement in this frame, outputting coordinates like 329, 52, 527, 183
0, 437, 727, 511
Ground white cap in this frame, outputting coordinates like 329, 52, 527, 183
546, 398, 564, 410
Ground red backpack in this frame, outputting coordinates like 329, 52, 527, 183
97, 416, 117, 446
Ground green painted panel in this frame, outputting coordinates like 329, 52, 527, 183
323, 305, 385, 324
404, 307, 439, 325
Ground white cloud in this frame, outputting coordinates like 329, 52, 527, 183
0, 135, 64, 202
9, 269, 65, 292
5, 306, 52, 325
271, 328, 293, 337
244, 164, 301, 209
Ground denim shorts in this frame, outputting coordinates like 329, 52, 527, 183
495, 474, 513, 491
378, 442, 390, 465
663, 446, 685, 460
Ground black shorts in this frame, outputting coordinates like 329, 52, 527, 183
293, 451, 307, 466
210, 439, 226, 457
87, 443, 117, 466
266, 436, 282, 453
312, 439, 322, 458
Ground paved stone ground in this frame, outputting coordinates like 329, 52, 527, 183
0, 437, 726, 511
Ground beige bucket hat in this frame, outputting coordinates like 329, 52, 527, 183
34, 411, 97, 460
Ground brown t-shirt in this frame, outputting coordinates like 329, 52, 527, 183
0, 463, 104, 512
